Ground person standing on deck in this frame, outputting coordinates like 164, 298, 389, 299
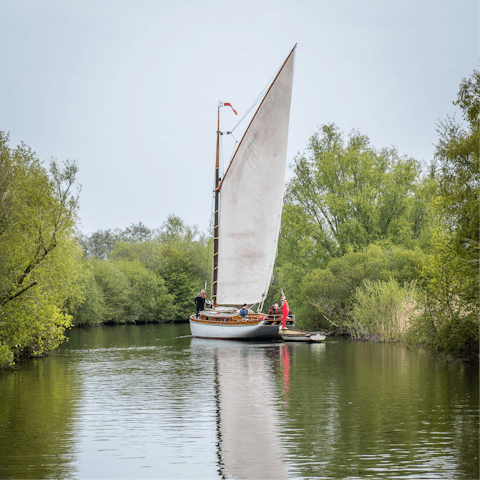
194, 290, 206, 318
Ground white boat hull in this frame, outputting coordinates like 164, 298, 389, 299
279, 329, 326, 342
189, 308, 295, 340
190, 317, 279, 339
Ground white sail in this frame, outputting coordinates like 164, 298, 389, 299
217, 48, 295, 305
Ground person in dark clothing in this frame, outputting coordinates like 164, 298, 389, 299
239, 304, 249, 319
194, 289, 206, 318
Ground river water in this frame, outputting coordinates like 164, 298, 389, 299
0, 323, 478, 479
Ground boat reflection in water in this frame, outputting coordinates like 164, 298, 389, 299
191, 338, 286, 479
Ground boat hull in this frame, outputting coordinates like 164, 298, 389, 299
189, 317, 277, 339
189, 312, 294, 340
279, 329, 326, 342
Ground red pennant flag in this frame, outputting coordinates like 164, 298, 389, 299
281, 290, 289, 329
223, 102, 237, 115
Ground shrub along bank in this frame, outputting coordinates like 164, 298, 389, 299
71, 216, 212, 326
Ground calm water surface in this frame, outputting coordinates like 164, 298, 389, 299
0, 323, 478, 479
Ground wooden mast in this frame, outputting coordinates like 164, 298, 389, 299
212, 106, 220, 305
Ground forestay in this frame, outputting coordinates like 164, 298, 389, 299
217, 48, 295, 305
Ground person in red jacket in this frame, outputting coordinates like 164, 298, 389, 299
268, 304, 280, 317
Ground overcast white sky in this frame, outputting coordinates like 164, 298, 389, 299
1, 0, 478, 234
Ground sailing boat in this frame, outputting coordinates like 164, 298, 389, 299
189, 45, 297, 339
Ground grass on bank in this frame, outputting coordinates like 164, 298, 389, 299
347, 278, 419, 342
338, 277, 477, 362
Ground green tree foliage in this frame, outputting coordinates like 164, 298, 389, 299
76, 222, 155, 259
433, 70, 479, 302
108, 239, 163, 270
0, 132, 82, 366
157, 214, 201, 246
155, 215, 212, 300
69, 263, 105, 326
72, 214, 210, 324
408, 70, 479, 360
281, 124, 435, 269
71, 258, 176, 326
115, 260, 174, 322
88, 259, 135, 324
108, 245, 207, 322
279, 244, 428, 331
118, 221, 155, 243
408, 234, 479, 360
76, 229, 118, 259
156, 247, 201, 319
407, 265, 479, 359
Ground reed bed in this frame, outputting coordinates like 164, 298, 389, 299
348, 279, 419, 342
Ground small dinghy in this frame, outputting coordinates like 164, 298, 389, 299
279, 328, 326, 343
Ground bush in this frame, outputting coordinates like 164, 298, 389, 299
90, 259, 134, 324
0, 342, 13, 367
406, 295, 479, 360
281, 243, 428, 330
70, 263, 105, 326
115, 260, 175, 322
349, 278, 418, 342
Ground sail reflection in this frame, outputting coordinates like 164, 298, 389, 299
191, 338, 286, 479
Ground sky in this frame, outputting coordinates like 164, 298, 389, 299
1, 0, 478, 235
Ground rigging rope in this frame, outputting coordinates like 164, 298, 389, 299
220, 66, 280, 172
229, 132, 239, 163
228, 66, 281, 135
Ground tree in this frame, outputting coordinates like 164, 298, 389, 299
89, 259, 134, 324
157, 214, 200, 247
409, 70, 479, 359
69, 263, 106, 326
75, 215, 212, 323
157, 247, 203, 319
109, 240, 164, 271
274, 124, 436, 328
76, 229, 118, 259
282, 124, 435, 267
118, 222, 154, 243
115, 260, 175, 322
433, 69, 479, 302
0, 132, 83, 366
410, 241, 479, 359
